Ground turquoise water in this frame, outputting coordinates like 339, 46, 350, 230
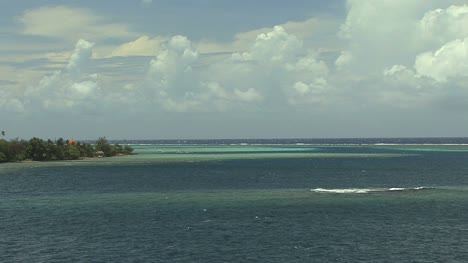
2, 144, 468, 262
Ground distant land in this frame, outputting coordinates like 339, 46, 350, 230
0, 136, 133, 163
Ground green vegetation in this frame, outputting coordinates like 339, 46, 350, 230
0, 136, 133, 163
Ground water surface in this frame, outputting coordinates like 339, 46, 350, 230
2, 142, 468, 262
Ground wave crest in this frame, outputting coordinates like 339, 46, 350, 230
311, 187, 434, 194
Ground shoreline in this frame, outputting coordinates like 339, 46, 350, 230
0, 153, 135, 164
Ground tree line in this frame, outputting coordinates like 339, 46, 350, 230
0, 137, 133, 163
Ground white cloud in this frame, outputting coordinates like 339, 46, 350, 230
288, 79, 330, 105
375, 4, 468, 85
5, 1, 468, 138
240, 26, 303, 65
93, 16, 338, 60
333, 1, 468, 112
338, 1, 465, 73
414, 38, 468, 82
234, 88, 262, 102
25, 39, 101, 112
226, 26, 330, 105
67, 39, 95, 79
108, 36, 165, 57
419, 5, 468, 45
143, 26, 331, 112
195, 17, 337, 54
382, 65, 423, 86
146, 35, 203, 111
382, 65, 428, 95
0, 88, 24, 113
19, 6, 136, 42
335, 51, 352, 69
6, 1, 468, 121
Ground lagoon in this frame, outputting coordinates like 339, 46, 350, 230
2, 141, 468, 262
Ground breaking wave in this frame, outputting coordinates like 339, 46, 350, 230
311, 187, 434, 194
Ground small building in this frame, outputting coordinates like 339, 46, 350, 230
96, 151, 105, 158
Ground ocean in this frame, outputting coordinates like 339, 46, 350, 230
1, 138, 468, 262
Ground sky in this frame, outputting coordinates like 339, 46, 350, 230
1, 0, 468, 139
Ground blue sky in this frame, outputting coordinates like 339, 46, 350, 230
1, 0, 468, 139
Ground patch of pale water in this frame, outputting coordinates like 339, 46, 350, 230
0, 145, 412, 173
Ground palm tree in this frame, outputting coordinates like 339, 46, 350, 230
1, 130, 5, 139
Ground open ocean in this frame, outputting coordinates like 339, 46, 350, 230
2, 138, 468, 262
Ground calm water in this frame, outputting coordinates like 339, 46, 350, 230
2, 139, 468, 262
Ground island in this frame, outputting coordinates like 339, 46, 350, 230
0, 136, 133, 163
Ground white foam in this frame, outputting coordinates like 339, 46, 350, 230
412, 186, 434, 190
312, 187, 433, 194
388, 188, 405, 191
312, 188, 373, 194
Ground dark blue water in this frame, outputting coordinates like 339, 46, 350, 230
2, 141, 468, 262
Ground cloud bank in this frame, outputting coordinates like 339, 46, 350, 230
2, 1, 468, 138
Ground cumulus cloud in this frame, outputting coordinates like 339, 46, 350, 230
0, 88, 24, 113
25, 39, 101, 112
382, 65, 421, 82
335, 1, 468, 112
380, 65, 434, 108
145, 36, 202, 111
234, 26, 303, 65
288, 79, 330, 105
414, 37, 468, 82
6, 1, 468, 122
233, 88, 262, 102
142, 26, 331, 112
338, 1, 467, 73
67, 40, 95, 79
4, 1, 468, 139
335, 51, 352, 69
10, 27, 330, 115
221, 26, 329, 106
195, 17, 337, 54
376, 5, 468, 85
419, 5, 468, 45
